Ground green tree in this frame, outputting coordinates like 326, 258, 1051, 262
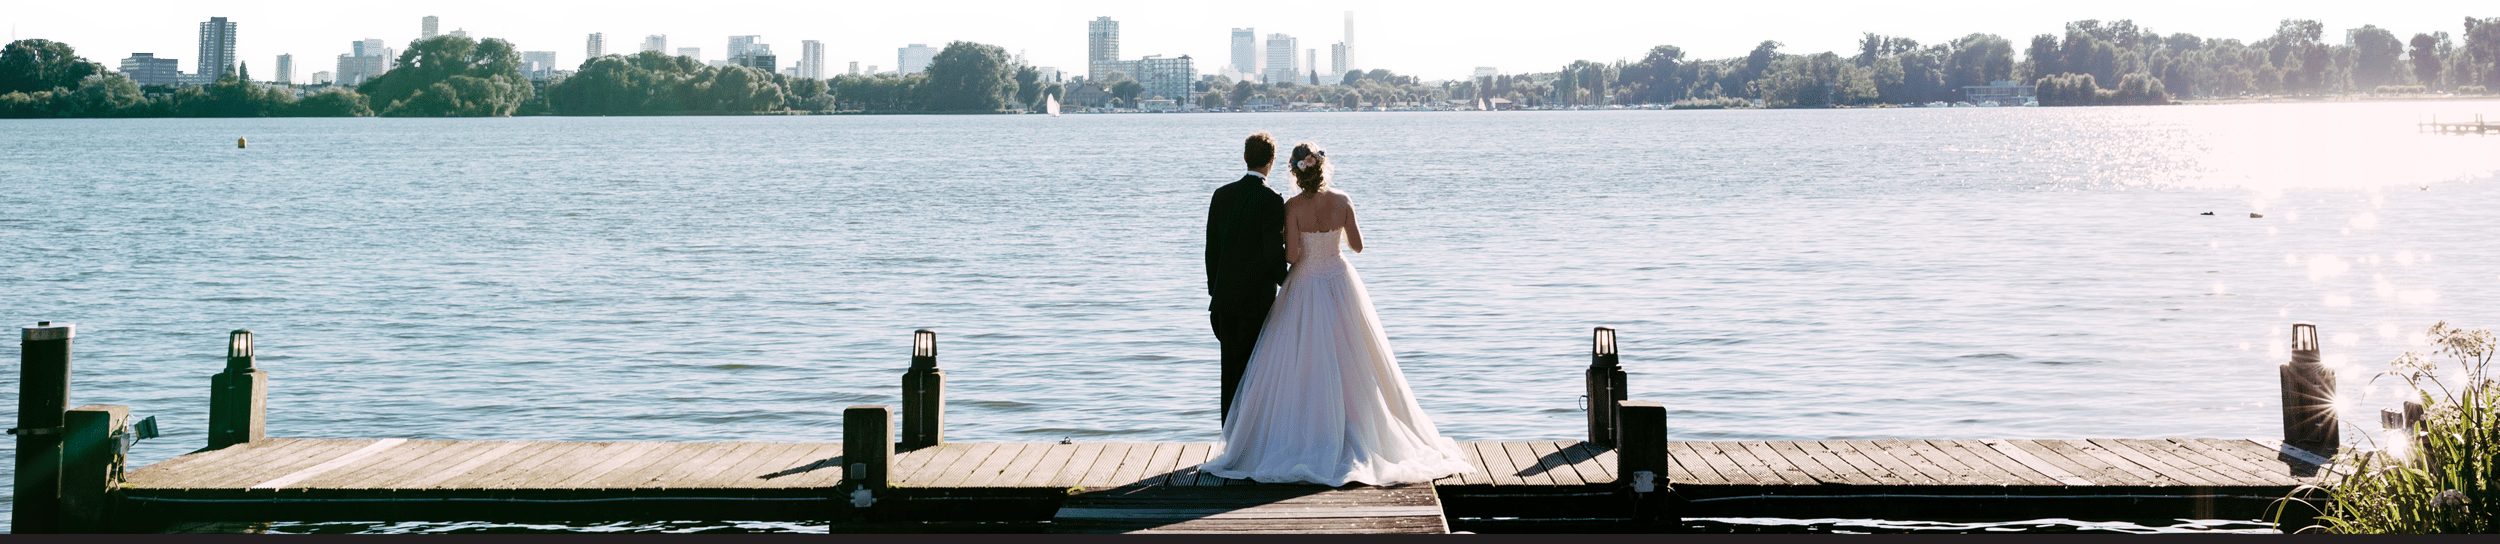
2412, 33, 2447, 87
2349, 25, 2403, 90
787, 77, 833, 111
361, 36, 534, 116
0, 39, 106, 95
1013, 65, 1042, 110
1198, 89, 1225, 109
69, 73, 144, 116
1109, 79, 1144, 107
293, 87, 373, 116
923, 41, 1014, 111
1757, 52, 1874, 107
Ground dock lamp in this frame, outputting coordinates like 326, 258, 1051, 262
902, 329, 945, 450
226, 330, 255, 373
1587, 327, 1627, 447
2279, 323, 2337, 454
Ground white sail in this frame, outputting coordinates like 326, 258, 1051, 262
1046, 92, 1061, 117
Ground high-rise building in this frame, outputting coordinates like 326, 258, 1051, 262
898, 43, 936, 74
1330, 43, 1348, 80
587, 33, 605, 59
197, 17, 237, 80
800, 40, 825, 79
1263, 34, 1298, 85
1087, 17, 1119, 81
422, 16, 439, 39
1305, 49, 1317, 84
312, 71, 332, 85
275, 54, 293, 84
448, 29, 468, 39
677, 47, 700, 60
735, 53, 776, 72
848, 61, 859, 76
1132, 55, 1197, 101
1230, 28, 1258, 78
1473, 67, 1499, 78
728, 36, 761, 58
1342, 11, 1357, 73
334, 54, 386, 86
522, 51, 558, 79
119, 53, 180, 86
642, 35, 667, 54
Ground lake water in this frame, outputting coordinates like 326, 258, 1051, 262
5, 103, 2499, 533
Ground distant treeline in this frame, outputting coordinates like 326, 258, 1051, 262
6, 16, 2499, 117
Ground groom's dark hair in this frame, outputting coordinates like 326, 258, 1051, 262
1244, 132, 1277, 169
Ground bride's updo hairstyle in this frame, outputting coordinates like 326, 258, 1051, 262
1289, 142, 1329, 195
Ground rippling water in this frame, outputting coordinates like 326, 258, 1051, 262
5, 102, 2498, 532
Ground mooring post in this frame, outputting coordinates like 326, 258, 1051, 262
12, 322, 75, 534
1616, 400, 1678, 527
208, 329, 268, 450
2279, 323, 2338, 455
1586, 327, 1626, 448
60, 404, 129, 533
901, 329, 944, 451
843, 404, 894, 515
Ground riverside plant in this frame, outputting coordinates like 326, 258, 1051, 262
2278, 322, 2496, 533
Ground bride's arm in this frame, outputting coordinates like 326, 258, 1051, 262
1282, 201, 1302, 265
1340, 194, 1364, 253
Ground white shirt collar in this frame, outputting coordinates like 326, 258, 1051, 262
1244, 170, 1267, 180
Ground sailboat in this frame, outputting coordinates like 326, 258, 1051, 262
1045, 92, 1061, 117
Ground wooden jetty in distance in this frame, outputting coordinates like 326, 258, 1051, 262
14, 324, 2353, 534
2420, 114, 2498, 135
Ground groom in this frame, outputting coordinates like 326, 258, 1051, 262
1205, 132, 1289, 423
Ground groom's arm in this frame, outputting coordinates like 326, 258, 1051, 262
1205, 189, 1226, 298
1259, 191, 1289, 286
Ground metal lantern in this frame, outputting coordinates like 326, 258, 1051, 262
226, 329, 255, 373
912, 329, 937, 370
2290, 323, 2319, 364
902, 329, 945, 449
1587, 326, 1628, 447
1593, 327, 1619, 368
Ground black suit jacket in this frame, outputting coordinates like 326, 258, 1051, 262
1206, 174, 1289, 313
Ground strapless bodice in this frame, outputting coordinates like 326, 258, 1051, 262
1297, 229, 1344, 264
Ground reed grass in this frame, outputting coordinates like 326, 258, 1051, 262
2277, 322, 2496, 533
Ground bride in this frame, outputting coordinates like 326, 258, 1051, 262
1199, 142, 1476, 487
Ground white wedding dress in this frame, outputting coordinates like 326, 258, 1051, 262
1200, 229, 1476, 486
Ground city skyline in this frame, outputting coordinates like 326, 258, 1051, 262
5, 0, 2492, 84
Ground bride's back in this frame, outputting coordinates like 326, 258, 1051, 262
1286, 190, 1353, 233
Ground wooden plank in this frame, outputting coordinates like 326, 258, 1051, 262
922, 443, 1007, 489
2097, 439, 2232, 487
644, 442, 765, 489
1806, 440, 1908, 485
1557, 441, 1613, 484
893, 443, 977, 487
393, 441, 537, 489
254, 438, 411, 489
957, 443, 1040, 488
1982, 440, 2094, 486
680, 442, 797, 488
1825, 441, 1937, 486
1664, 442, 1727, 485
2044, 439, 2168, 486
2248, 439, 2340, 471
1686, 442, 1766, 485
1104, 442, 1165, 488
1498, 442, 1560, 486
1140, 443, 1188, 487
124, 439, 274, 485
470, 441, 601, 489
726, 442, 832, 488
583, 442, 701, 488
1471, 441, 1527, 486
771, 443, 858, 489
377, 441, 515, 489
2193, 439, 2317, 484
1990, 439, 2130, 486
2147, 439, 2281, 486
1524, 441, 1587, 486
1773, 441, 1880, 486
1737, 441, 1826, 486
150, 438, 335, 488
1013, 443, 1082, 488
1855, 440, 1958, 485
1195, 443, 1235, 486
1077, 443, 1139, 488
1883, 439, 1983, 486
1927, 439, 2038, 486
1439, 442, 1487, 486
1045, 443, 1111, 488
1168, 443, 1212, 487
210, 439, 374, 489
511, 442, 655, 490
295, 439, 455, 489
551, 441, 677, 489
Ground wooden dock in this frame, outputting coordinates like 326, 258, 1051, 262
110, 437, 2331, 532
2420, 114, 2498, 135
15, 324, 2355, 533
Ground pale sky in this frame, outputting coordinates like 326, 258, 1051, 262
4, 1, 2489, 84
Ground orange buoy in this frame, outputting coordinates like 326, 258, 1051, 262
237, 137, 248, 149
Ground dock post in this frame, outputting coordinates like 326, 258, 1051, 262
2279, 323, 2338, 455
901, 330, 943, 450
843, 405, 894, 521
1616, 400, 1679, 528
61, 404, 129, 533
12, 322, 75, 534
1586, 327, 1626, 447
208, 330, 268, 450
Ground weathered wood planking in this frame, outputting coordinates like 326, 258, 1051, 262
1051, 482, 1447, 534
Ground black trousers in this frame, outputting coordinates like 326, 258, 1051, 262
1211, 307, 1269, 423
